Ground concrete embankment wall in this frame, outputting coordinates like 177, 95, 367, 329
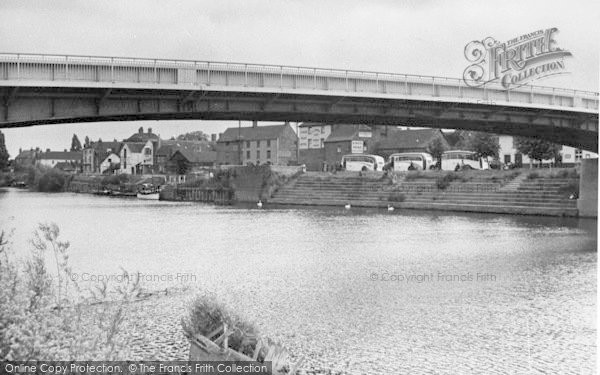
270, 171, 581, 217
160, 186, 233, 204
230, 165, 303, 202
577, 159, 598, 218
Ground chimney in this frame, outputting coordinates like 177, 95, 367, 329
218, 133, 223, 141
211, 134, 217, 142
284, 121, 290, 126
148, 127, 152, 134
47, 148, 50, 152
138, 127, 144, 134
252, 121, 258, 128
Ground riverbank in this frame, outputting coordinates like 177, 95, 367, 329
269, 169, 583, 217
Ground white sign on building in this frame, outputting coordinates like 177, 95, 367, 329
351, 140, 364, 154
298, 125, 331, 150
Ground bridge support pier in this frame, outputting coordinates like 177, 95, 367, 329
577, 158, 598, 218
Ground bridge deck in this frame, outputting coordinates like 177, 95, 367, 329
0, 52, 597, 113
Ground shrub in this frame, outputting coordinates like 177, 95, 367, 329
37, 169, 68, 192
527, 172, 539, 180
551, 169, 579, 179
0, 223, 133, 360
557, 181, 580, 197
435, 173, 459, 190
181, 293, 259, 357
388, 192, 406, 202
403, 171, 427, 180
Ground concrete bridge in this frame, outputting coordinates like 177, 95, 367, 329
0, 53, 597, 151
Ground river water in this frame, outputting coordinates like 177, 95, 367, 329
0, 188, 596, 374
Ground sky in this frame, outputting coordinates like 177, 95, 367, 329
0, 0, 598, 156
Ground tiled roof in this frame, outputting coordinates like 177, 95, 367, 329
37, 151, 82, 160
172, 149, 216, 163
123, 142, 146, 153
218, 124, 290, 142
125, 132, 159, 142
15, 150, 37, 159
323, 124, 372, 143
377, 129, 446, 150
157, 140, 208, 157
91, 141, 122, 161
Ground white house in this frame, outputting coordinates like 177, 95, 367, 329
498, 135, 597, 167
36, 151, 82, 169
99, 152, 121, 174
119, 140, 154, 174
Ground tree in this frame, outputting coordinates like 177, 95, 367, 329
515, 137, 561, 167
0, 131, 9, 170
70, 134, 82, 151
175, 156, 190, 175
177, 131, 209, 141
426, 137, 447, 168
466, 132, 499, 159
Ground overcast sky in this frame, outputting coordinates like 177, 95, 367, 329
1, 0, 598, 156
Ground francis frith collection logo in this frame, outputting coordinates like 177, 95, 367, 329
463, 27, 572, 89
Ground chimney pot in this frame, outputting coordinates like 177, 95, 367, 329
252, 121, 258, 128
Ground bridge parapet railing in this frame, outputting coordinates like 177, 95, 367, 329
0, 52, 597, 111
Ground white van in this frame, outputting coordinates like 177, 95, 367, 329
341, 154, 386, 171
441, 150, 489, 171
388, 152, 434, 171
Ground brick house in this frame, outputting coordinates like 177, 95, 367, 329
374, 128, 449, 158
323, 125, 380, 169
216, 123, 298, 166
82, 140, 122, 173
155, 139, 215, 173
14, 148, 39, 169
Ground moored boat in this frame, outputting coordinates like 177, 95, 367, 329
136, 183, 160, 200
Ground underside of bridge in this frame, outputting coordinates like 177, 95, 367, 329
1, 86, 598, 151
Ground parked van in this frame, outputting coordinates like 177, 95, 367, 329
388, 152, 434, 171
341, 154, 386, 171
441, 150, 489, 171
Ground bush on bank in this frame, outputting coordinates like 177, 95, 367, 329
0, 223, 133, 360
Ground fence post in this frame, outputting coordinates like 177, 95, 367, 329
345, 70, 348, 91
207, 62, 211, 86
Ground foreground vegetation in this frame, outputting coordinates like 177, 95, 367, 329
0, 224, 136, 360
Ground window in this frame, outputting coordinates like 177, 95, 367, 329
267, 140, 271, 147
246, 141, 250, 148
504, 155, 511, 164
267, 150, 271, 159
257, 140, 261, 148
246, 151, 250, 159
144, 148, 151, 155
337, 146, 341, 153
575, 149, 582, 161
256, 150, 260, 159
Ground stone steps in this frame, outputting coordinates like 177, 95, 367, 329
270, 174, 581, 216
